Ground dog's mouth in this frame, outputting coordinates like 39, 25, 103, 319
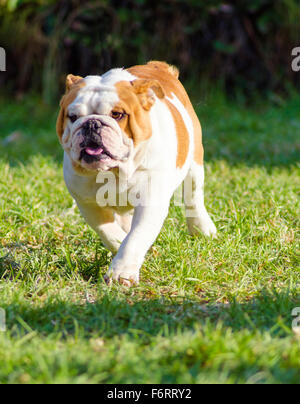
79, 140, 115, 163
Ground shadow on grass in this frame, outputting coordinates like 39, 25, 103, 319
1, 289, 299, 340
0, 241, 111, 284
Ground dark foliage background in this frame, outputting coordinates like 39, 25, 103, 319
0, 0, 299, 102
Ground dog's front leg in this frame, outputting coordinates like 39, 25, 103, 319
104, 202, 170, 286
77, 203, 127, 254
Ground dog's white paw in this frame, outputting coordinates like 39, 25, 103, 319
104, 265, 140, 287
187, 214, 217, 238
201, 217, 217, 237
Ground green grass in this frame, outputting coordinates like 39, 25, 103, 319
0, 91, 299, 384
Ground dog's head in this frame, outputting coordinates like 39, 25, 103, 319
56, 69, 165, 174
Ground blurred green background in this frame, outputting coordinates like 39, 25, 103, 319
0, 0, 299, 102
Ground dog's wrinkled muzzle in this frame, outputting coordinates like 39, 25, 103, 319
79, 118, 113, 163
72, 115, 131, 167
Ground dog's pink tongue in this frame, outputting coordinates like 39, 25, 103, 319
85, 147, 103, 156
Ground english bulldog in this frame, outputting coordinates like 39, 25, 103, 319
56, 61, 216, 286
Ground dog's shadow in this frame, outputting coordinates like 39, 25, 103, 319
1, 289, 298, 340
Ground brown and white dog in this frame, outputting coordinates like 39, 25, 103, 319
56, 61, 216, 286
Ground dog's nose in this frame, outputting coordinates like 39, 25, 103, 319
82, 119, 102, 134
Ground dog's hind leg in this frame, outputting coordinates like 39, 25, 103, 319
184, 162, 217, 237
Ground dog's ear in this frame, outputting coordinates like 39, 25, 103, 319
57, 75, 84, 139
65, 74, 83, 92
56, 96, 66, 140
131, 79, 165, 110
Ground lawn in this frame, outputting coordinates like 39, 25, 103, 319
0, 91, 299, 384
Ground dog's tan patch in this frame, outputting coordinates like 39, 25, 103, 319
128, 61, 203, 167
149, 61, 180, 80
192, 113, 204, 165
128, 61, 188, 107
114, 80, 164, 145
165, 100, 189, 168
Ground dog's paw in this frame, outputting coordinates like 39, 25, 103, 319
104, 266, 140, 287
201, 218, 217, 238
187, 215, 217, 238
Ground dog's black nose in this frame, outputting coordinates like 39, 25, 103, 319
82, 119, 101, 135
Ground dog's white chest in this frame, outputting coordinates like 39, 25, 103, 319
63, 153, 100, 204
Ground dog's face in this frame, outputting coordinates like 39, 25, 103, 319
56, 69, 164, 174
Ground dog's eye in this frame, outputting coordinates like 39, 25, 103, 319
68, 115, 78, 123
111, 111, 126, 121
